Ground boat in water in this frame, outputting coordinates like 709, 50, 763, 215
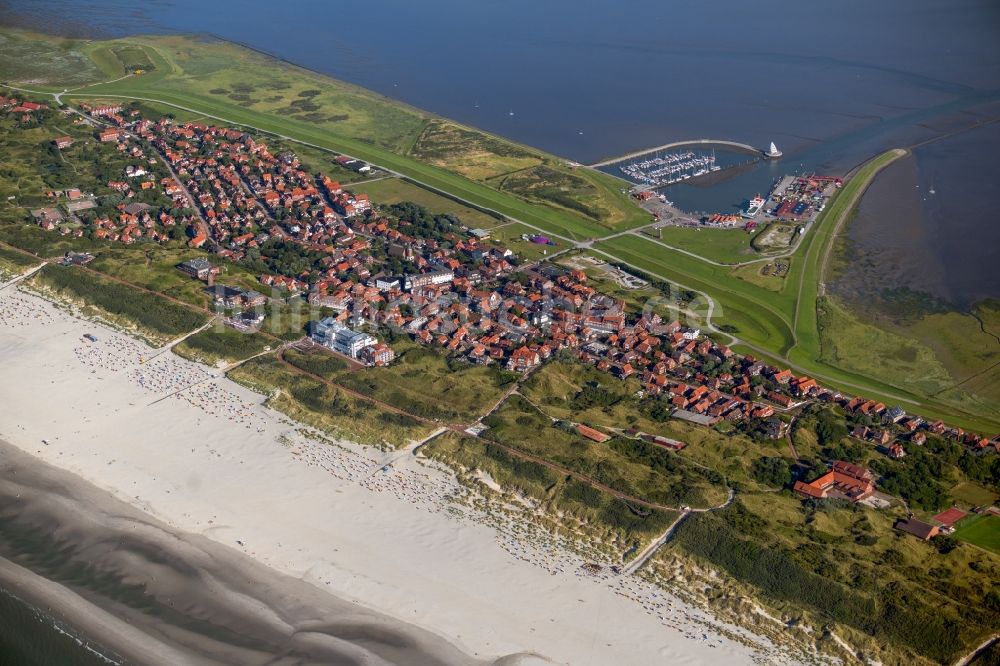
619, 149, 718, 187
742, 195, 766, 218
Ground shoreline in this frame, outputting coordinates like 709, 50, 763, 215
0, 582, 121, 666
0, 439, 483, 666
0, 286, 778, 665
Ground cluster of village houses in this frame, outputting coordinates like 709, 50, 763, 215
0, 95, 48, 121
19, 103, 1000, 539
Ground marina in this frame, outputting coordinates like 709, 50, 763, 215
619, 149, 722, 187
598, 140, 773, 193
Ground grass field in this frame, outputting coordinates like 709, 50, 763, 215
519, 359, 787, 492
891, 301, 1000, 408
0, 30, 105, 87
423, 431, 681, 550
483, 393, 730, 509
828, 301, 1000, 428
594, 234, 797, 351
485, 222, 563, 261
953, 514, 1000, 555
816, 295, 957, 398
652, 225, 762, 264
729, 260, 789, 292
281, 347, 349, 376
28, 264, 208, 346
173, 326, 271, 366
326, 341, 514, 423
87, 245, 264, 309
0, 244, 38, 278
490, 164, 624, 224
950, 481, 999, 507
409, 119, 542, 180
352, 177, 503, 229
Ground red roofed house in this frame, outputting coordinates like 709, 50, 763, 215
189, 231, 208, 249
773, 369, 794, 384
767, 391, 793, 408
884, 442, 906, 459
99, 128, 123, 143
507, 346, 540, 373
793, 460, 875, 503
576, 424, 610, 443
794, 377, 818, 396
360, 342, 395, 367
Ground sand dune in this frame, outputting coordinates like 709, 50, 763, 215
0, 288, 781, 665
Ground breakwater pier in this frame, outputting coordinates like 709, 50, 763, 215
589, 139, 764, 168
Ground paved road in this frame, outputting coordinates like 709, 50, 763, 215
953, 634, 1000, 666
623, 512, 689, 575
362, 426, 449, 480
0, 262, 46, 292
622, 487, 736, 575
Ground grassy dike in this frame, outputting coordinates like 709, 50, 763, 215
596, 149, 1000, 433
786, 149, 908, 366
5, 30, 649, 240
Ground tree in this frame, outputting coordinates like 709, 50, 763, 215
931, 535, 959, 555
751, 456, 792, 487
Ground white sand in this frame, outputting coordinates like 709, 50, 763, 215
0, 288, 792, 665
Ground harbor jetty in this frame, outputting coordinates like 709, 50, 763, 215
589, 139, 762, 168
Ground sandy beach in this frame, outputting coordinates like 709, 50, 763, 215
0, 286, 790, 665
